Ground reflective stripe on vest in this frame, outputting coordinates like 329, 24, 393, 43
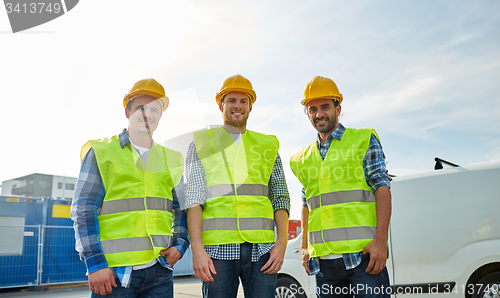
202, 217, 274, 231
89, 135, 183, 267
309, 226, 377, 244
194, 128, 278, 245
99, 197, 173, 215
207, 184, 269, 199
101, 235, 173, 254
307, 190, 375, 210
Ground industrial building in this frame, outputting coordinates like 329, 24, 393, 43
1, 173, 77, 200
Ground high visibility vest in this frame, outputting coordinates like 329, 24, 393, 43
290, 128, 378, 257
88, 135, 184, 267
194, 127, 278, 245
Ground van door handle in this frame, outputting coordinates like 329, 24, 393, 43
294, 248, 300, 253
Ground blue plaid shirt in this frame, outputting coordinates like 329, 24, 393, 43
303, 123, 391, 275
185, 136, 291, 262
70, 129, 190, 287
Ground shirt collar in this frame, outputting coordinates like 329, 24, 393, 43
316, 123, 345, 147
119, 129, 154, 149
119, 129, 130, 148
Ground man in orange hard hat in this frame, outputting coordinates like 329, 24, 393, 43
71, 78, 189, 298
290, 76, 392, 298
185, 74, 290, 298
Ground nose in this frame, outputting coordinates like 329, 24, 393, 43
234, 101, 244, 109
140, 109, 154, 122
314, 110, 325, 119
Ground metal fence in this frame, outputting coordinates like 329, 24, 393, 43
0, 225, 193, 289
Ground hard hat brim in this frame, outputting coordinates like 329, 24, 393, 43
301, 96, 343, 106
216, 88, 256, 105
123, 90, 169, 112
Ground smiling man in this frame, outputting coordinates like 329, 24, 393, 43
185, 74, 290, 298
70, 78, 189, 297
290, 76, 392, 298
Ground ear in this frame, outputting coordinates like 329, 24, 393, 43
336, 104, 341, 116
125, 108, 130, 119
219, 102, 224, 113
248, 102, 253, 113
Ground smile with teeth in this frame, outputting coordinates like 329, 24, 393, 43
315, 118, 328, 125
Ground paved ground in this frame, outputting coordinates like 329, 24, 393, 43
0, 276, 245, 298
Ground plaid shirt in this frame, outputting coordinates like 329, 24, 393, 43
70, 129, 189, 287
302, 123, 391, 274
185, 136, 291, 262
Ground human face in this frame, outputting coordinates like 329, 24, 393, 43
219, 92, 252, 128
306, 98, 340, 134
126, 95, 162, 136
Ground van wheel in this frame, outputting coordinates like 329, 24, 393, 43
472, 272, 500, 298
275, 277, 306, 298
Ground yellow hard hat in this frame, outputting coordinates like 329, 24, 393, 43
215, 74, 256, 105
123, 78, 169, 112
302, 76, 343, 106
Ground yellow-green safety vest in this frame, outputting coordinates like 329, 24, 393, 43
87, 135, 184, 267
194, 127, 278, 245
290, 128, 378, 257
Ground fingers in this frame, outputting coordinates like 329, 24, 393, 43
260, 258, 273, 273
262, 259, 282, 274
260, 253, 283, 274
370, 257, 386, 275
89, 268, 115, 295
194, 260, 216, 282
302, 259, 310, 275
104, 282, 113, 295
110, 274, 118, 288
200, 266, 214, 282
365, 254, 386, 275
365, 257, 375, 274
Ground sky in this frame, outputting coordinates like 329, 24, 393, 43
1, 0, 499, 219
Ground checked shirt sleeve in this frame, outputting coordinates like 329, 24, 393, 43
268, 154, 291, 214
363, 134, 392, 191
170, 180, 190, 255
185, 141, 208, 208
70, 148, 108, 274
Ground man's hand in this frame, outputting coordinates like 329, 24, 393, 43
160, 246, 182, 267
192, 247, 217, 282
362, 238, 387, 275
88, 267, 117, 296
301, 248, 311, 275
261, 240, 286, 274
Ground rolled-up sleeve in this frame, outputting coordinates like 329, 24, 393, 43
185, 142, 208, 208
268, 154, 291, 214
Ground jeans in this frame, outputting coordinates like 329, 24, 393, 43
91, 262, 173, 298
315, 254, 390, 298
202, 242, 277, 298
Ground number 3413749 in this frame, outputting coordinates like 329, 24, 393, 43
444, 284, 500, 295
5, 2, 62, 14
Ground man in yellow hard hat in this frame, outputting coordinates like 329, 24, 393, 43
185, 74, 290, 298
290, 76, 392, 298
70, 78, 189, 298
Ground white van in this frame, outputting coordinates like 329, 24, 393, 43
277, 161, 500, 298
